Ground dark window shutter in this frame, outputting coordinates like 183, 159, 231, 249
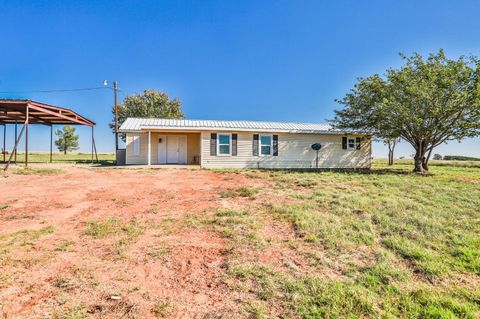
356, 137, 361, 150
210, 133, 217, 156
273, 135, 278, 156
253, 134, 259, 156
342, 137, 347, 149
232, 134, 238, 156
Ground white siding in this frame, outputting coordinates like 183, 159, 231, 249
125, 132, 201, 165
125, 133, 149, 165
201, 131, 371, 169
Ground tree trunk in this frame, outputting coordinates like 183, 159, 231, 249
387, 140, 397, 166
413, 143, 427, 173
422, 147, 433, 171
422, 157, 429, 171
414, 155, 425, 173
388, 150, 394, 165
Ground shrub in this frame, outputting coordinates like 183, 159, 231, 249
443, 155, 480, 161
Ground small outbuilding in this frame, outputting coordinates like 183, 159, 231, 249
119, 118, 371, 169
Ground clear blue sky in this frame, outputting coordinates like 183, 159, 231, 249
1, 0, 479, 157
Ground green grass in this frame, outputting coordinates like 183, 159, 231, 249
53, 305, 88, 319
13, 167, 63, 175
220, 186, 260, 198
11, 152, 115, 165
84, 218, 142, 239
151, 298, 175, 317
217, 161, 480, 318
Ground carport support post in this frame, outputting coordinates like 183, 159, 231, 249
25, 105, 29, 167
91, 126, 94, 163
2, 124, 5, 163
14, 121, 17, 163
50, 125, 53, 163
147, 131, 151, 166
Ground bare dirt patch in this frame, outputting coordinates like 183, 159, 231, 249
0, 166, 276, 318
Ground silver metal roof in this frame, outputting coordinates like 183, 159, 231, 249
119, 117, 343, 134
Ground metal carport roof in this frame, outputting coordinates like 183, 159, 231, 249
0, 99, 97, 170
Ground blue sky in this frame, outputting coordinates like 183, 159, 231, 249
1, 0, 479, 157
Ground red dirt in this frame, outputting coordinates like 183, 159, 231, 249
0, 167, 275, 319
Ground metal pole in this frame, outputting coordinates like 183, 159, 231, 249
25, 105, 29, 167
114, 80, 119, 151
92, 126, 98, 163
2, 124, 5, 163
91, 126, 94, 163
4, 124, 26, 171
14, 121, 17, 163
50, 125, 53, 163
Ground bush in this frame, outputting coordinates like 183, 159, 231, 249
443, 155, 480, 161
433, 154, 442, 160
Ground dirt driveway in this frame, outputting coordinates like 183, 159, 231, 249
0, 166, 278, 319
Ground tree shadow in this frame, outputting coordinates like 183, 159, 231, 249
258, 167, 428, 176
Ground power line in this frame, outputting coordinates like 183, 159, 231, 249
0, 86, 114, 94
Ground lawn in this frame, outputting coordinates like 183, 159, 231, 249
0, 161, 478, 318
5, 152, 115, 165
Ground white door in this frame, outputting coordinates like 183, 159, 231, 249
167, 136, 179, 163
157, 135, 167, 164
178, 136, 187, 164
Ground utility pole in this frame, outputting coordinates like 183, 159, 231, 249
114, 80, 119, 151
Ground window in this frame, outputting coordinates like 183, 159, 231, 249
132, 135, 140, 156
217, 133, 231, 156
348, 138, 356, 149
259, 134, 272, 156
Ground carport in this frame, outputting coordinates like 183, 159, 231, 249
0, 99, 98, 170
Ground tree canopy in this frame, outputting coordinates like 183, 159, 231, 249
331, 50, 480, 172
55, 125, 80, 154
111, 90, 184, 141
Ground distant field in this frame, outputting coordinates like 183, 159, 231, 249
3, 152, 116, 165
1, 161, 478, 318
373, 158, 480, 168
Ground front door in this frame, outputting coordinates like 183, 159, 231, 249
167, 136, 179, 163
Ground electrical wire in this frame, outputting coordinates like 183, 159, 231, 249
0, 86, 114, 94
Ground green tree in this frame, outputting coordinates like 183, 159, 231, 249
384, 137, 400, 166
331, 50, 480, 173
433, 154, 443, 160
55, 125, 80, 154
111, 90, 184, 141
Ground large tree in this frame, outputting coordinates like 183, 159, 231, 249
55, 125, 80, 154
331, 50, 480, 173
111, 90, 184, 141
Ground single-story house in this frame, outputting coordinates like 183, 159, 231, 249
118, 118, 371, 169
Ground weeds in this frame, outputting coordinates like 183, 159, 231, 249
13, 167, 62, 175
152, 298, 175, 317
53, 304, 87, 319
220, 186, 259, 198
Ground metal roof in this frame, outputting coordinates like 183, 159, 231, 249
0, 99, 95, 126
119, 117, 345, 134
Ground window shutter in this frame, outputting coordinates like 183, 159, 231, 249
210, 133, 217, 156
273, 135, 278, 156
232, 134, 238, 156
356, 137, 361, 150
342, 137, 347, 149
253, 134, 259, 156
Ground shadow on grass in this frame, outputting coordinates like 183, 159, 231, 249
1, 159, 115, 167
67, 159, 115, 166
256, 168, 426, 176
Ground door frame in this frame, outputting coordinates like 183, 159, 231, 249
160, 135, 187, 164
